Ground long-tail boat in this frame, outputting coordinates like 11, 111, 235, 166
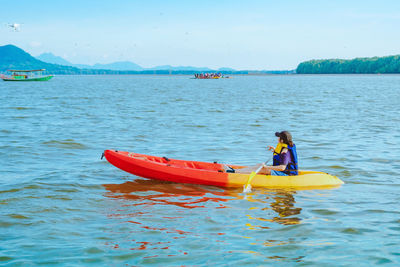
1, 69, 53, 81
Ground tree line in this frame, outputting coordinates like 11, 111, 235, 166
296, 55, 400, 74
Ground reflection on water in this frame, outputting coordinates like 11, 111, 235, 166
102, 179, 243, 259
103, 179, 240, 209
102, 178, 304, 261
269, 190, 302, 225
103, 179, 302, 226
244, 189, 302, 226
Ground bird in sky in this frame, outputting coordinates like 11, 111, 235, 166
7, 23, 22, 32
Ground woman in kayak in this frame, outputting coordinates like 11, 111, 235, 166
224, 131, 298, 176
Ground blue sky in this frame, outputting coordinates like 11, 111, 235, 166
1, 0, 400, 69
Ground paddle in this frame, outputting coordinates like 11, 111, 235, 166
243, 159, 270, 193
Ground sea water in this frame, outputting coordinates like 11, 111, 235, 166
1, 75, 400, 266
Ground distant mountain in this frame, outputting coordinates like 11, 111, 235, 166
36, 51, 234, 72
37, 53, 143, 71
91, 61, 143, 71
37, 52, 72, 66
0, 45, 48, 69
0, 45, 80, 74
146, 65, 214, 71
1, 44, 291, 75
218, 67, 236, 71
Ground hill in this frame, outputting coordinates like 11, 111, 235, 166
296, 55, 400, 74
36, 52, 72, 66
37, 53, 215, 72
92, 61, 142, 71
0, 45, 81, 74
1, 44, 293, 75
146, 65, 213, 71
0, 45, 149, 74
37, 53, 144, 71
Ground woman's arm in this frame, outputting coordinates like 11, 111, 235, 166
264, 164, 287, 172
264, 148, 289, 172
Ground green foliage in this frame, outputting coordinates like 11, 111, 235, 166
296, 55, 400, 74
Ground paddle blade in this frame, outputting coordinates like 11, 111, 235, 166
243, 184, 252, 193
243, 171, 257, 193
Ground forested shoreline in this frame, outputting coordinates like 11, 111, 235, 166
296, 55, 400, 74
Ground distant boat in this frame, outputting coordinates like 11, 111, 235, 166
194, 73, 222, 79
1, 69, 53, 81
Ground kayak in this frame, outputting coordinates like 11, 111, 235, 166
103, 150, 344, 189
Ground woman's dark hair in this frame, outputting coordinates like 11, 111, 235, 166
275, 131, 294, 147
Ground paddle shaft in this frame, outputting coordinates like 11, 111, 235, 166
244, 159, 270, 191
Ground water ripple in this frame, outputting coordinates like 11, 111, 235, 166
1, 75, 400, 265
42, 139, 87, 149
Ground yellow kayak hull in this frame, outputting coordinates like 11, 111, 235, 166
227, 170, 344, 189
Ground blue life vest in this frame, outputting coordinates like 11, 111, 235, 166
273, 144, 298, 175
